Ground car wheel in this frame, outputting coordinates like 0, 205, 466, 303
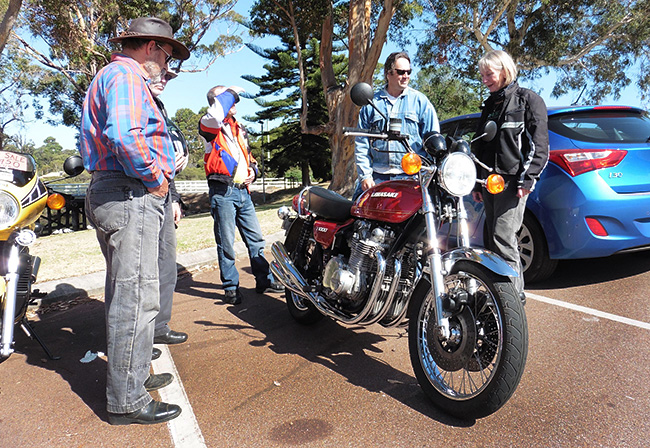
518, 213, 558, 283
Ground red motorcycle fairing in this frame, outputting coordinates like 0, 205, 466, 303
351, 180, 422, 223
313, 218, 354, 248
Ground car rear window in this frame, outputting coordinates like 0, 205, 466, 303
548, 109, 650, 143
440, 117, 480, 141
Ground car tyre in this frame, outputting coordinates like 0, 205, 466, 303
518, 213, 558, 283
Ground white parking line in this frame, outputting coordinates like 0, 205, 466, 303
526, 292, 650, 330
151, 345, 206, 447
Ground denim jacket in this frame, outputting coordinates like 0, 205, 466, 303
355, 86, 439, 180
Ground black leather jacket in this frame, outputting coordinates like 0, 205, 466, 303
474, 82, 549, 191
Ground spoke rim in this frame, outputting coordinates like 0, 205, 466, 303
417, 272, 504, 401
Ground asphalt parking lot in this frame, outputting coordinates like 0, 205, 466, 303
1, 251, 649, 447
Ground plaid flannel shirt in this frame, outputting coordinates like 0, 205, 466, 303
80, 53, 175, 188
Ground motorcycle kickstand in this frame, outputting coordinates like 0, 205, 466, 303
20, 317, 61, 360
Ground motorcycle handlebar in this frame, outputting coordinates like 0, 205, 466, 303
342, 127, 386, 138
342, 127, 409, 142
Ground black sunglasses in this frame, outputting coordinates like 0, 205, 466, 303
155, 43, 173, 64
393, 68, 412, 76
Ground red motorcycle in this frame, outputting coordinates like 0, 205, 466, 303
270, 83, 528, 418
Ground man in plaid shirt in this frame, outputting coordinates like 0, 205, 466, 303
79, 17, 189, 426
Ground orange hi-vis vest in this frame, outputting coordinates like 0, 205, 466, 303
203, 117, 256, 180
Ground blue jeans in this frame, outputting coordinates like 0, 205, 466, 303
86, 171, 166, 414
208, 181, 272, 290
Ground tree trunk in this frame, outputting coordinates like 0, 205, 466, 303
320, 0, 396, 196
301, 159, 311, 186
328, 128, 357, 197
0, 0, 22, 55
326, 91, 361, 197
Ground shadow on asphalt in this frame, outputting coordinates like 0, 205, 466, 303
528, 251, 650, 290
17, 298, 108, 421
181, 269, 476, 428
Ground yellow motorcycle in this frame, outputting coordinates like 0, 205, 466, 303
0, 150, 84, 363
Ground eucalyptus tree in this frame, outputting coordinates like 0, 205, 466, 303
418, 0, 650, 103
13, 0, 245, 128
249, 0, 420, 195
411, 65, 483, 121
0, 0, 22, 55
0, 43, 47, 150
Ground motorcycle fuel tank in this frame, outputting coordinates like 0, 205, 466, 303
351, 180, 422, 223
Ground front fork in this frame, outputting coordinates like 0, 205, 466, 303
419, 171, 451, 340
1, 244, 21, 358
455, 198, 479, 296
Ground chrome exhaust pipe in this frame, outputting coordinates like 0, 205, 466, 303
270, 242, 317, 301
271, 241, 390, 325
270, 242, 348, 321
364, 257, 402, 325
269, 261, 308, 299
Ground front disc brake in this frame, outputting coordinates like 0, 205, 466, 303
426, 307, 477, 372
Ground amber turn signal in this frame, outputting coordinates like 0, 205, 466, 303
46, 193, 66, 210
401, 153, 422, 175
486, 174, 505, 194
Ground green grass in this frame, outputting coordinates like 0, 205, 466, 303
32, 187, 301, 282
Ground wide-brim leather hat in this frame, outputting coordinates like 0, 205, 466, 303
109, 17, 190, 60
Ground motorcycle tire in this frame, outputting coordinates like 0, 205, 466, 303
283, 218, 323, 325
408, 260, 528, 419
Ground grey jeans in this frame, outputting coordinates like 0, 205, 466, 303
482, 176, 527, 294
86, 171, 166, 414
154, 198, 177, 337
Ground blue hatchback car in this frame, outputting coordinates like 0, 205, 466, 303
440, 106, 650, 282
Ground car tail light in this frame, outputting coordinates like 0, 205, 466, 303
549, 149, 627, 177
585, 217, 608, 236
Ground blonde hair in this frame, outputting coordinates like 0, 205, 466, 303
479, 50, 518, 85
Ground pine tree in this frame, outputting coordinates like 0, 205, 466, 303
243, 38, 334, 185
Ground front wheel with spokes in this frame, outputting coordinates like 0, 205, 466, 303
408, 261, 528, 419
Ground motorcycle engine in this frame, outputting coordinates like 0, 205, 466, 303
323, 220, 393, 302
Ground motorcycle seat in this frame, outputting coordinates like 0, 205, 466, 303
305, 186, 353, 222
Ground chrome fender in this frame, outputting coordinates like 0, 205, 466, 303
441, 247, 518, 278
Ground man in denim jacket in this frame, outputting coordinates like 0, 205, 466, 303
354, 52, 440, 199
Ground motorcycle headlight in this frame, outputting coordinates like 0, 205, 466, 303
0, 191, 20, 229
439, 152, 477, 197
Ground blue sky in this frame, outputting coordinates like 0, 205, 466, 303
19, 0, 647, 150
